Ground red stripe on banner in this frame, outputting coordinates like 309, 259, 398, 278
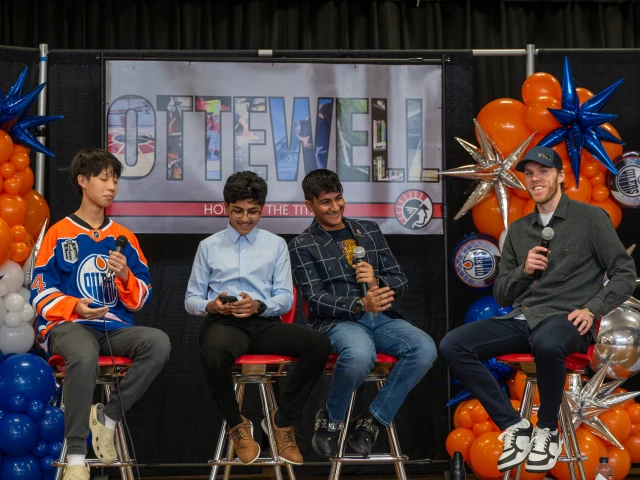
107, 202, 443, 219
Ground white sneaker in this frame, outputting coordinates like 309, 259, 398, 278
525, 427, 562, 472
497, 421, 534, 472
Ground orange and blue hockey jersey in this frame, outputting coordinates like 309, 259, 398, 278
30, 214, 152, 351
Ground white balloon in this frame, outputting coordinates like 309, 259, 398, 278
17, 287, 31, 304
0, 260, 25, 294
0, 322, 35, 354
5, 312, 22, 328
4, 293, 25, 313
0, 297, 6, 325
499, 228, 508, 253
0, 284, 8, 298
20, 304, 35, 323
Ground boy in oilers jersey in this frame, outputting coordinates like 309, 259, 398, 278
30, 149, 171, 480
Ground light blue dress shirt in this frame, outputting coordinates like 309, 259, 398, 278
185, 224, 294, 317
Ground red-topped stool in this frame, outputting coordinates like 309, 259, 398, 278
497, 351, 592, 480
324, 353, 408, 480
208, 290, 298, 480
49, 355, 136, 480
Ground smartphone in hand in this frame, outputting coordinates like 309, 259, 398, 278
218, 295, 239, 304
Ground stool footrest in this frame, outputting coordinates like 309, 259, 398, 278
208, 458, 289, 466
558, 454, 588, 463
53, 460, 136, 468
331, 454, 408, 464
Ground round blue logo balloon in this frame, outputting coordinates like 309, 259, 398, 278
451, 233, 501, 290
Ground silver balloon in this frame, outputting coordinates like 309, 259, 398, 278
590, 306, 640, 380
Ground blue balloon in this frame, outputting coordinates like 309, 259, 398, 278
8, 394, 27, 414
26, 400, 44, 421
0, 408, 5, 420
0, 455, 41, 480
496, 306, 513, 316
47, 441, 62, 459
0, 350, 5, 363
40, 455, 55, 473
37, 407, 64, 443
464, 295, 501, 324
30, 441, 48, 459
0, 414, 38, 456
0, 354, 57, 410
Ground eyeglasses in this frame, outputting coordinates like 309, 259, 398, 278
229, 209, 262, 220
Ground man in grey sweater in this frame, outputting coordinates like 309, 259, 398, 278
440, 146, 636, 474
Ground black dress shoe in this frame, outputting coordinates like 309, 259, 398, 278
311, 406, 344, 458
347, 412, 380, 458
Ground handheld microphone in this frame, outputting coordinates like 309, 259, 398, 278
533, 227, 554, 280
353, 246, 368, 296
106, 235, 129, 280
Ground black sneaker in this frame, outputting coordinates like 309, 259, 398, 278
347, 412, 380, 458
525, 427, 562, 472
311, 406, 344, 458
497, 421, 534, 472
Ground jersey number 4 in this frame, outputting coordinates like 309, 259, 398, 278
31, 274, 47, 294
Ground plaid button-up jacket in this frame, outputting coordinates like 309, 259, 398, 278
289, 217, 408, 332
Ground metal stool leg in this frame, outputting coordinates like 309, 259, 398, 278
209, 383, 239, 480
259, 381, 284, 480
376, 380, 407, 480
223, 382, 247, 480
104, 382, 135, 480
560, 393, 587, 480
504, 375, 536, 480
266, 382, 296, 480
329, 389, 357, 480
53, 438, 68, 480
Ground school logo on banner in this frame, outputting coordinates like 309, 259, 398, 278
395, 190, 433, 230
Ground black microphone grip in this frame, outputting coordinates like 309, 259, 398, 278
355, 258, 368, 297
532, 238, 551, 280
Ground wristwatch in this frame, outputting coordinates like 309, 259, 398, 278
257, 301, 267, 316
582, 307, 596, 320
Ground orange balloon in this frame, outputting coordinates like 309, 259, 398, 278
581, 156, 606, 178
509, 399, 522, 412
14, 167, 34, 196
12, 145, 29, 155
469, 432, 503, 478
3, 177, 21, 195
631, 423, 640, 437
10, 241, 30, 264
591, 184, 610, 203
523, 199, 536, 216
22, 189, 50, 240
512, 371, 540, 404
9, 151, 30, 172
521, 72, 562, 104
511, 170, 531, 200
10, 224, 29, 243
552, 142, 570, 164
0, 131, 13, 163
471, 403, 490, 423
508, 468, 545, 480
576, 87, 595, 105
627, 403, 640, 423
458, 408, 475, 429
591, 197, 622, 229
0, 217, 12, 265
473, 420, 494, 436
472, 192, 527, 241
606, 445, 631, 480
592, 433, 609, 457
477, 99, 534, 157
590, 172, 607, 186
622, 434, 640, 463
600, 408, 631, 442
551, 428, 601, 480
446, 427, 476, 461
564, 173, 592, 203
524, 96, 562, 136
0, 193, 27, 227
454, 400, 472, 429
0, 162, 16, 179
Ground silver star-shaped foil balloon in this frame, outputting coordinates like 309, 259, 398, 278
566, 355, 640, 448
440, 119, 536, 229
22, 218, 48, 288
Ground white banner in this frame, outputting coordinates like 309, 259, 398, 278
105, 60, 443, 234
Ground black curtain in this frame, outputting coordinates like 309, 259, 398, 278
4, 0, 640, 110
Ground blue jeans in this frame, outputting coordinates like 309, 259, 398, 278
325, 313, 436, 426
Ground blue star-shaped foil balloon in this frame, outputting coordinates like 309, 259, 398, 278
538, 57, 624, 186
0, 68, 63, 156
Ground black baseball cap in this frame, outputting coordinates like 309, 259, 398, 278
515, 146, 563, 172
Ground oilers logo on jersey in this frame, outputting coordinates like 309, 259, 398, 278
77, 254, 119, 307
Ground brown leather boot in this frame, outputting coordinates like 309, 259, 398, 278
267, 412, 304, 465
229, 416, 260, 464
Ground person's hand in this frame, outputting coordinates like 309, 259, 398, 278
108, 250, 129, 282
74, 298, 109, 319
205, 292, 232, 315
353, 261, 377, 289
362, 286, 394, 313
523, 246, 550, 276
229, 292, 258, 318
568, 309, 594, 335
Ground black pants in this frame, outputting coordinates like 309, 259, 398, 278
199, 314, 332, 427
440, 315, 591, 430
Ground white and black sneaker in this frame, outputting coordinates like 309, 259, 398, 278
497, 420, 534, 472
525, 427, 562, 472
